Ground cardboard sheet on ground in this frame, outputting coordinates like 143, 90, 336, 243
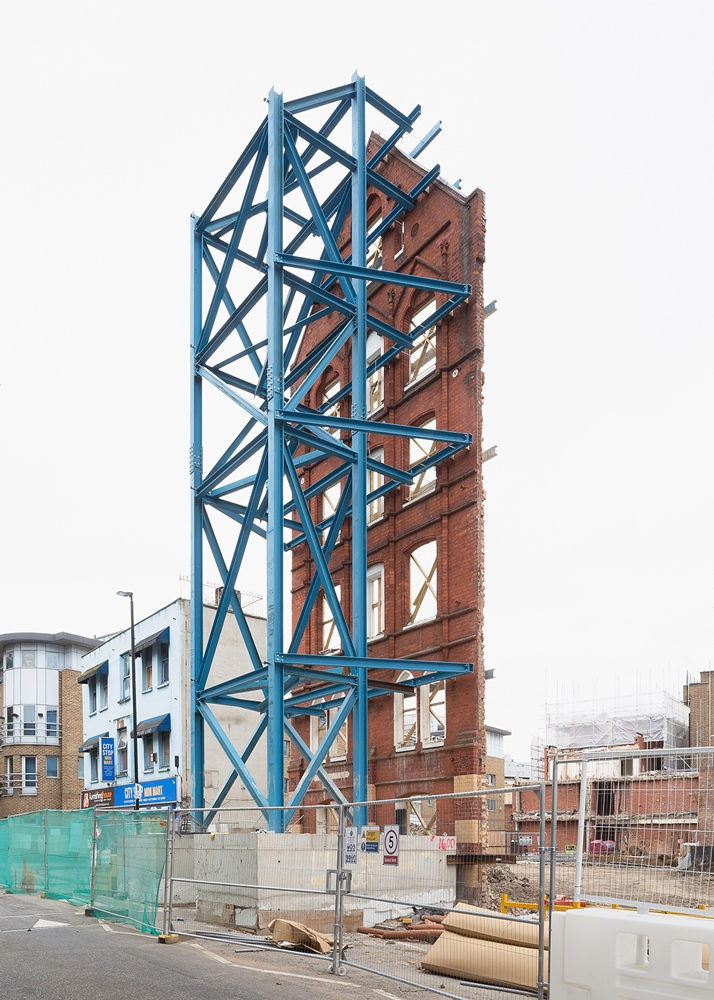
422, 903, 548, 992
268, 918, 333, 954
442, 902, 548, 949
422, 929, 548, 991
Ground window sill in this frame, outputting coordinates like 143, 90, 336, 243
395, 745, 416, 753
403, 482, 437, 507
142, 688, 152, 695
403, 615, 438, 631
117, 771, 128, 778
367, 515, 384, 528
156, 681, 169, 690
46, 775, 60, 780
368, 406, 386, 421
422, 740, 444, 750
21, 788, 37, 795
118, 697, 131, 704
404, 367, 437, 392
99, 705, 108, 713
158, 766, 171, 772
89, 711, 97, 718
367, 633, 385, 645
144, 768, 155, 774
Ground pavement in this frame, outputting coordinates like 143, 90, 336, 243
0, 890, 455, 1000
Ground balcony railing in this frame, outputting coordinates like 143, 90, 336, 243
0, 721, 62, 746
0, 773, 35, 795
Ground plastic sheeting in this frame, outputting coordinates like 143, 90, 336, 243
546, 693, 689, 751
0, 808, 167, 933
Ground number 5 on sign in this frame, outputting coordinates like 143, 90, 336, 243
383, 825, 399, 866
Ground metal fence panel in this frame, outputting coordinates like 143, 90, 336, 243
166, 788, 549, 998
539, 747, 714, 914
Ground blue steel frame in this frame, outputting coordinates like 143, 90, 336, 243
191, 78, 474, 830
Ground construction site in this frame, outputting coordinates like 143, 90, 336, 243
4, 74, 714, 1000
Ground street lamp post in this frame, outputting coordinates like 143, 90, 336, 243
117, 591, 140, 811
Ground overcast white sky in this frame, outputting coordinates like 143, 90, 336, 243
2, 1, 712, 760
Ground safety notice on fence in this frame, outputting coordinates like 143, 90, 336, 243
345, 826, 357, 864
360, 826, 380, 853
383, 825, 400, 866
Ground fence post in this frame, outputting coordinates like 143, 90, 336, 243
162, 808, 173, 935
331, 803, 345, 976
43, 810, 48, 896
574, 756, 588, 903
538, 783, 546, 1000
548, 754, 558, 954
88, 807, 98, 913
166, 809, 177, 935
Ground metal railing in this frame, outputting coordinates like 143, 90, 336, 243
0, 721, 62, 744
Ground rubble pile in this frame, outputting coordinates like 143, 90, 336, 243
481, 865, 541, 910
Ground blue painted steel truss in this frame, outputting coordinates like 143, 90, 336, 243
191, 77, 473, 830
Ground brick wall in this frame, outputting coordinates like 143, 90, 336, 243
684, 672, 714, 748
288, 135, 486, 837
0, 667, 85, 818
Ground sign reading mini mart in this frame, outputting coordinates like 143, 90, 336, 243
360, 825, 380, 853
345, 826, 358, 864
100, 737, 115, 782
383, 825, 400, 866
80, 776, 180, 810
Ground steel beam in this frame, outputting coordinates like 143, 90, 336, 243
190, 79, 472, 824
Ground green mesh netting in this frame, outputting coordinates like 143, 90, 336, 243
0, 808, 167, 934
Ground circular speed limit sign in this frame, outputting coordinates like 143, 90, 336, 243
383, 825, 399, 865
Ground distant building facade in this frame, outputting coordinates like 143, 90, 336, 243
0, 631, 98, 817
78, 595, 267, 809
516, 691, 694, 855
684, 671, 714, 748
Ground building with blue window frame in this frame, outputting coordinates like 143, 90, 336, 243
78, 594, 266, 808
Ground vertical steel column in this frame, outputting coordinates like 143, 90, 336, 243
574, 756, 588, 903
351, 72, 368, 827
190, 214, 205, 810
548, 753, 558, 955
538, 783, 546, 1000
266, 88, 285, 828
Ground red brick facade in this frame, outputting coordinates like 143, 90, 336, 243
288, 136, 487, 836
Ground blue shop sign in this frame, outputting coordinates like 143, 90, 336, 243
100, 738, 115, 782
114, 776, 178, 807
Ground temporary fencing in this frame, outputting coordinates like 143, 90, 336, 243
0, 807, 168, 933
533, 746, 714, 916
166, 786, 550, 999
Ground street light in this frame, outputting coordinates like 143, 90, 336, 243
117, 591, 140, 811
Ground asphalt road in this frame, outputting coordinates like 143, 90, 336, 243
0, 890, 437, 1000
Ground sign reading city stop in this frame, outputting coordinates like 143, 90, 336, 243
383, 824, 400, 866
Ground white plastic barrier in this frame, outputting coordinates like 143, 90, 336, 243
550, 907, 714, 999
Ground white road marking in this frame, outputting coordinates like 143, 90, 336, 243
375, 991, 402, 1000
230, 962, 360, 987
33, 919, 69, 928
97, 919, 141, 935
